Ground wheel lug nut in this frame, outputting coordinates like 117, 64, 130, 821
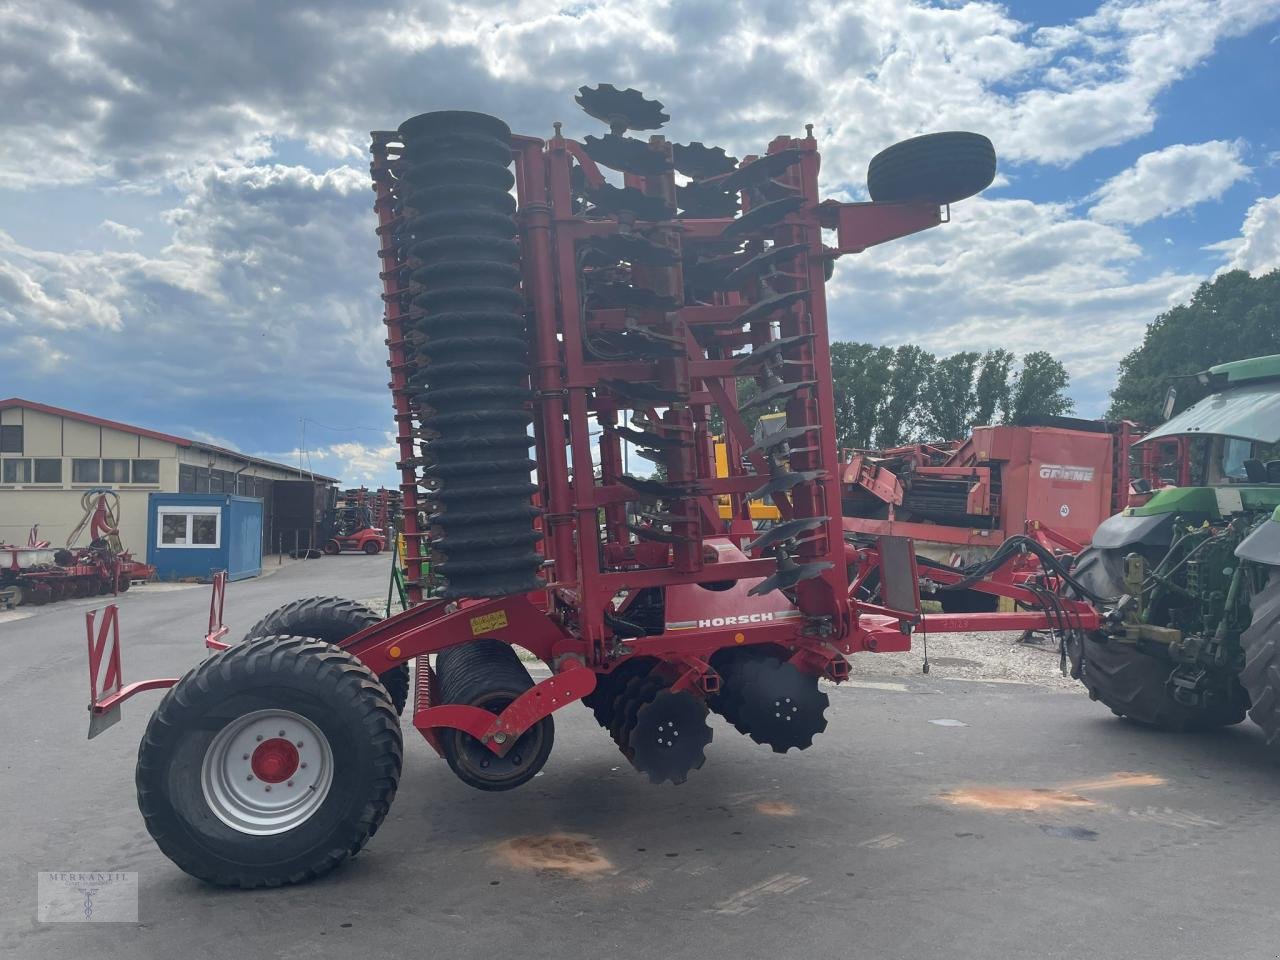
300, 762, 308, 769
246, 774, 254, 781
255, 734, 263, 741
278, 730, 286, 737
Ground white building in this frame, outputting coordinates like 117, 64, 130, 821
0, 398, 335, 555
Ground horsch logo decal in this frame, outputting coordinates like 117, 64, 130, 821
665, 610, 801, 631
1039, 464, 1094, 482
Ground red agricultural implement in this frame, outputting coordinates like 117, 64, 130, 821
839, 418, 1182, 612
1, 491, 152, 607
81, 87, 1103, 888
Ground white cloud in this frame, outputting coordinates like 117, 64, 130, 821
1207, 193, 1280, 275
99, 219, 143, 242
1088, 140, 1251, 225
827, 196, 1201, 413
1, 0, 1277, 190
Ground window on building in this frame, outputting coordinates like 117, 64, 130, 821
131, 459, 160, 484
33, 459, 62, 483
0, 425, 21, 453
178, 464, 196, 492
194, 467, 210, 492
102, 459, 130, 484
158, 507, 221, 549
72, 459, 101, 483
2, 459, 31, 483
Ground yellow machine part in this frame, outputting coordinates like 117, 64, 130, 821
713, 429, 782, 522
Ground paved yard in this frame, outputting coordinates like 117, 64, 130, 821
3, 556, 1277, 959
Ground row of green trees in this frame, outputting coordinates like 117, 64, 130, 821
828, 344, 1073, 449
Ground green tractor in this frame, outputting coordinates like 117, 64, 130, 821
1069, 354, 1280, 746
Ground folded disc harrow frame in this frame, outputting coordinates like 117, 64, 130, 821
81, 88, 1098, 889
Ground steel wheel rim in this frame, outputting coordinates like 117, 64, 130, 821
201, 709, 334, 835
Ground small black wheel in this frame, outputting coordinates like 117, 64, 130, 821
242, 597, 409, 715
135, 636, 403, 888
323, 541, 340, 556
435, 639, 553, 791
362, 539, 382, 555
1068, 632, 1246, 731
867, 131, 996, 205
1240, 572, 1280, 747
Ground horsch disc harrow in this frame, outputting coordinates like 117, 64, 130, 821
80, 87, 1020, 888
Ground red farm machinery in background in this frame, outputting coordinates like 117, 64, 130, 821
839, 417, 1184, 612
1, 490, 152, 608
80, 86, 1103, 889
317, 486, 400, 555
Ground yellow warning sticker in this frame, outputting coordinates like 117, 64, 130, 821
470, 610, 509, 636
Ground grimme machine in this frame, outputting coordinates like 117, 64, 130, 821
84, 86, 1010, 887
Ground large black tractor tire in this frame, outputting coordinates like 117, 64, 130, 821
1069, 632, 1246, 731
435, 639, 554, 791
867, 131, 996, 205
243, 597, 409, 715
1240, 572, 1280, 747
136, 636, 402, 888
1070, 546, 1128, 602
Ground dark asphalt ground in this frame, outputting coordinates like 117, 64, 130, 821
3, 555, 1278, 959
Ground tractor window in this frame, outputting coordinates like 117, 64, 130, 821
1221, 438, 1252, 481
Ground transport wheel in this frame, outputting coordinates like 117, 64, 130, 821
734, 658, 829, 753
22, 582, 51, 606
867, 131, 996, 205
362, 540, 382, 555
49, 581, 68, 602
1067, 632, 1246, 731
116, 574, 131, 593
435, 639, 553, 791
242, 597, 409, 715
323, 541, 340, 556
1240, 572, 1280, 747
135, 636, 402, 888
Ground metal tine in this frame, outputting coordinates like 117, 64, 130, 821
732, 333, 815, 373
740, 377, 816, 412
749, 468, 824, 502
734, 288, 809, 326
628, 523, 697, 545
719, 148, 803, 192
748, 553, 834, 597
746, 517, 828, 553
600, 379, 687, 405
635, 509, 687, 523
743, 424, 815, 456
588, 282, 679, 311
603, 425, 688, 450
619, 474, 693, 500
584, 232, 679, 266
723, 243, 808, 287
722, 195, 804, 240
582, 134, 672, 176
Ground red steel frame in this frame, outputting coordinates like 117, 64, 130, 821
85, 120, 1097, 756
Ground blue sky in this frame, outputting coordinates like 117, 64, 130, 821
1, 0, 1278, 487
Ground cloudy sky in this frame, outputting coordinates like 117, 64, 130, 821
1, 0, 1278, 487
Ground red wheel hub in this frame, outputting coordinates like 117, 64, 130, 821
250, 738, 300, 783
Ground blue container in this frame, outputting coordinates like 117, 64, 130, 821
147, 493, 263, 581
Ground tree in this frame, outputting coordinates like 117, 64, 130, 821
831, 341, 893, 449
1107, 269, 1280, 423
877, 345, 933, 447
1007, 351, 1074, 422
973, 349, 1014, 427
922, 351, 980, 441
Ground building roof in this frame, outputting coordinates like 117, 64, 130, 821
0, 397, 337, 483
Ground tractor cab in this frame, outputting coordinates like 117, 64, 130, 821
1115, 354, 1280, 529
